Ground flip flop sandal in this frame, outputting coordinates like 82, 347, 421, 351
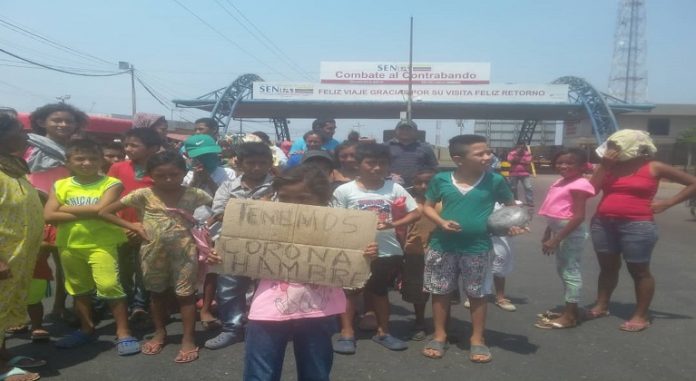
174, 347, 199, 364
7, 356, 47, 369
116, 336, 141, 356
0, 367, 40, 381
54, 330, 97, 349
30, 330, 51, 342
422, 339, 448, 359
582, 310, 610, 321
141, 340, 165, 355
619, 321, 651, 332
536, 310, 563, 320
534, 320, 577, 329
332, 337, 356, 354
4, 325, 28, 334
372, 334, 408, 351
469, 344, 493, 363
410, 328, 427, 341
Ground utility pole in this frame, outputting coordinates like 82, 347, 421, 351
119, 61, 136, 117
406, 16, 414, 121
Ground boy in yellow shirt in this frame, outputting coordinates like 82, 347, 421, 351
44, 139, 139, 355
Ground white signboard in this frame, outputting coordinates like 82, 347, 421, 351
252, 82, 569, 103
320, 62, 491, 85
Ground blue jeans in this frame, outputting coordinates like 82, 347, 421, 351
243, 316, 336, 381
508, 175, 534, 205
590, 217, 658, 263
216, 274, 251, 334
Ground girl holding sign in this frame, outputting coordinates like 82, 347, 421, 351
209, 165, 377, 381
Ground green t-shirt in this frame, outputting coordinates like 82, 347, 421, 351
54, 176, 127, 248
425, 171, 513, 254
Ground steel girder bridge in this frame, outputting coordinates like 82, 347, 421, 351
173, 74, 652, 144
173, 73, 291, 141
515, 76, 640, 146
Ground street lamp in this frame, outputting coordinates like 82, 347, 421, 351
119, 61, 136, 117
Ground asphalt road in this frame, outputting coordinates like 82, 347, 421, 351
6, 175, 696, 381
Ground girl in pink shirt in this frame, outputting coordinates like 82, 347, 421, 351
535, 148, 595, 329
238, 165, 377, 381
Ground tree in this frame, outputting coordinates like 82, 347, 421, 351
677, 126, 696, 175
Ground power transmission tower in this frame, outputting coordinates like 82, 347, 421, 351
608, 0, 647, 103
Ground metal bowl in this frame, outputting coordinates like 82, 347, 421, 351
487, 205, 531, 236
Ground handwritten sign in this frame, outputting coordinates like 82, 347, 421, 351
216, 199, 377, 288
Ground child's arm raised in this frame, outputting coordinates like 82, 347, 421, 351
423, 200, 461, 233
98, 201, 149, 241
44, 189, 78, 224
58, 184, 124, 217
542, 190, 590, 254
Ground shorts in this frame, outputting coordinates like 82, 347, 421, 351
141, 242, 198, 297
590, 217, 658, 263
364, 256, 402, 297
26, 279, 50, 305
423, 249, 490, 298
401, 254, 429, 304
59, 246, 126, 299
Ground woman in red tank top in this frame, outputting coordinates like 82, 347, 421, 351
586, 131, 696, 332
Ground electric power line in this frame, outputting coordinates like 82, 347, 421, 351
0, 16, 115, 67
170, 0, 290, 80
0, 47, 128, 77
214, 0, 312, 81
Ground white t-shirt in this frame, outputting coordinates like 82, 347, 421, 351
183, 166, 236, 222
332, 180, 417, 257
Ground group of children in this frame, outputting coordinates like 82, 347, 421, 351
8, 101, 608, 380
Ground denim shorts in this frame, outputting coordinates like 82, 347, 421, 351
590, 217, 658, 263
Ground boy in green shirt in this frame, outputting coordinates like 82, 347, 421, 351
44, 139, 139, 356
421, 135, 524, 363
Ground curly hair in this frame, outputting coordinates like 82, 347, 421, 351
29, 103, 88, 136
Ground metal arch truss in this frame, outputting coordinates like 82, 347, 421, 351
189, 73, 290, 140
517, 76, 623, 146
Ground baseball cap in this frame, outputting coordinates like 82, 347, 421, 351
184, 134, 222, 157
301, 150, 334, 166
395, 120, 418, 129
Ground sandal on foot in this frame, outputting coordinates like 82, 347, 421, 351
116, 336, 141, 356
410, 327, 427, 341
422, 339, 448, 359
495, 298, 517, 312
30, 330, 50, 342
372, 334, 408, 351
582, 309, 609, 321
141, 340, 165, 355
619, 321, 651, 332
174, 347, 199, 363
54, 330, 96, 349
536, 310, 562, 320
4, 326, 28, 335
470, 344, 493, 363
7, 356, 46, 369
332, 337, 356, 354
200, 319, 222, 331
534, 320, 576, 329
0, 367, 40, 381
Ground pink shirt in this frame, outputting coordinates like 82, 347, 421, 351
248, 280, 346, 321
538, 176, 595, 219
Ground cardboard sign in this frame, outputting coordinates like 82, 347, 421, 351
216, 199, 377, 288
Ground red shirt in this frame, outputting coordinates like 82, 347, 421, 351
596, 161, 658, 221
107, 160, 153, 223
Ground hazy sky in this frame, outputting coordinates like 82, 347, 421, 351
1, 0, 694, 143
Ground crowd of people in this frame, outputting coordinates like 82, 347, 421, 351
1, 103, 696, 381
